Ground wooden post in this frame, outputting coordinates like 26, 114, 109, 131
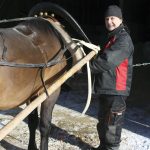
0, 50, 96, 141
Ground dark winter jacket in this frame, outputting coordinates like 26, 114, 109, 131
90, 24, 134, 96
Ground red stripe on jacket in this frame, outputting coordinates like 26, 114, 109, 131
116, 59, 128, 90
105, 37, 116, 49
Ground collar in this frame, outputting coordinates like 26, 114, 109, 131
108, 24, 125, 38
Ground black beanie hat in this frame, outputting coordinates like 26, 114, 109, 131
105, 5, 122, 19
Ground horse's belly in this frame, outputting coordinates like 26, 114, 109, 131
0, 85, 34, 110
0, 59, 67, 110
0, 68, 40, 110
0, 99, 26, 110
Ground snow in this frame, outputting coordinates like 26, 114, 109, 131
0, 90, 149, 150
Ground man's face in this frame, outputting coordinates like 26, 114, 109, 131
105, 16, 122, 31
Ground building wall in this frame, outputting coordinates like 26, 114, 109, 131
0, 0, 40, 19
0, 0, 149, 46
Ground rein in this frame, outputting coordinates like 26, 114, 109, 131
0, 46, 65, 68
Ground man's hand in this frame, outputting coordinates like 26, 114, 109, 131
79, 41, 101, 54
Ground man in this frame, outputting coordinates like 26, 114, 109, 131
90, 5, 134, 150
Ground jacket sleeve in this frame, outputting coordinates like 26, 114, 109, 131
90, 33, 133, 74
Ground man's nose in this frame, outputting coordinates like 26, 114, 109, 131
107, 18, 112, 24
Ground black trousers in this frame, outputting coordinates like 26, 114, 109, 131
97, 95, 127, 150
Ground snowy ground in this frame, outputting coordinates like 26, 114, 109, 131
0, 89, 149, 150
56, 91, 150, 150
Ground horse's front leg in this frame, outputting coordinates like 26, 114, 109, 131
28, 108, 39, 150
40, 88, 61, 150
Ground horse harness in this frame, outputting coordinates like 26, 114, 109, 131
0, 17, 80, 97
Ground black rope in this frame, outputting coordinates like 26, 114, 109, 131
40, 68, 49, 97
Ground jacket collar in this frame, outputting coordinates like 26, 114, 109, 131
108, 24, 124, 38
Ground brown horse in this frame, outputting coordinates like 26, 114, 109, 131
0, 17, 83, 150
